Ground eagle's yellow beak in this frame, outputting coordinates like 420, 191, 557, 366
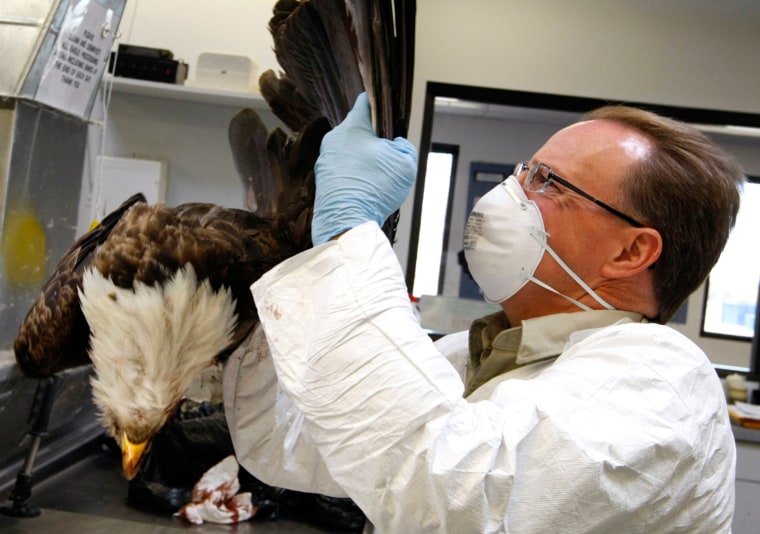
121, 431, 150, 480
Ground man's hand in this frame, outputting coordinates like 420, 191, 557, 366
311, 93, 418, 245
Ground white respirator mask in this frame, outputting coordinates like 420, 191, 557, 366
463, 175, 615, 311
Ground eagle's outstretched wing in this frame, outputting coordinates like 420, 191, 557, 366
234, 0, 416, 243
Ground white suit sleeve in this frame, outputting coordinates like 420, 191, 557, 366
251, 222, 511, 531
222, 324, 347, 497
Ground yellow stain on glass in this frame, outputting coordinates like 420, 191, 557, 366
2, 207, 47, 288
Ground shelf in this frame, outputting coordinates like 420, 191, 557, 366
105, 76, 269, 110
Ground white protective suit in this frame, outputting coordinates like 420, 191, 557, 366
223, 222, 736, 533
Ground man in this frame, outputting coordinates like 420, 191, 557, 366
223, 93, 744, 532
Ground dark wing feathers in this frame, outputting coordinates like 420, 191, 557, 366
395, 0, 416, 138
268, 0, 364, 129
227, 108, 282, 216
256, 0, 416, 243
369, 0, 393, 137
258, 71, 321, 133
14, 0, 416, 378
263, 0, 417, 136
345, 0, 372, 122
346, 0, 415, 139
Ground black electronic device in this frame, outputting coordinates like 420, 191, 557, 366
108, 44, 188, 85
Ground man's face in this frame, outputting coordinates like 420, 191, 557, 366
502, 119, 652, 323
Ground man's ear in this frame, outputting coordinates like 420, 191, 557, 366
601, 227, 663, 279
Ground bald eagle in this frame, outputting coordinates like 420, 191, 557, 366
13, 0, 415, 480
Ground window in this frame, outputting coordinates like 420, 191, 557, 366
701, 177, 760, 340
411, 144, 458, 297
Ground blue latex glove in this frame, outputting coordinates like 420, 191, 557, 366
311, 93, 418, 245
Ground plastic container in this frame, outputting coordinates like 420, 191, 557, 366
195, 53, 256, 92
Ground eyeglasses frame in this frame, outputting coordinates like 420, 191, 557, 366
515, 161, 645, 228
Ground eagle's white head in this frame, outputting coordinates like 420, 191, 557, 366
79, 264, 237, 479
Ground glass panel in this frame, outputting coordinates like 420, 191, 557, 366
702, 179, 760, 339
411, 150, 454, 297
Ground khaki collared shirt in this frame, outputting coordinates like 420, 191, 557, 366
465, 309, 645, 396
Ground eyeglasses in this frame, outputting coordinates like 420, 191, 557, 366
514, 161, 645, 228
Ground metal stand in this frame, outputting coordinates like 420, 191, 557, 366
0, 376, 59, 518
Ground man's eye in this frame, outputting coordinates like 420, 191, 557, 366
544, 178, 561, 192
536, 172, 560, 193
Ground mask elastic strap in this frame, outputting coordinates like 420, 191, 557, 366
524, 275, 595, 311
529, 228, 616, 311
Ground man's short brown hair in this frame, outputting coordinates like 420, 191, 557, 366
583, 106, 745, 323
